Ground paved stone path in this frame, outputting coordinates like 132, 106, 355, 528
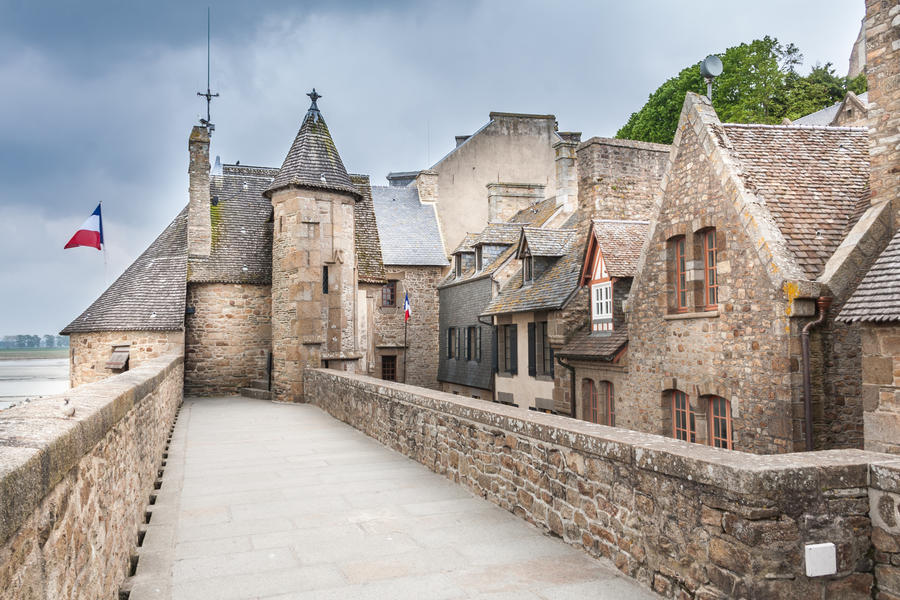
131, 396, 658, 600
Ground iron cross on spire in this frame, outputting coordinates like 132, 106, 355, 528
307, 88, 322, 110
197, 7, 219, 130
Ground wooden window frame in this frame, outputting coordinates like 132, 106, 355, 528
540, 321, 551, 376
583, 379, 599, 424
708, 395, 733, 449
524, 255, 534, 283
673, 236, 687, 312
466, 326, 477, 361
672, 390, 695, 442
475, 247, 483, 272
502, 324, 517, 374
381, 355, 397, 381
382, 281, 397, 307
475, 327, 482, 362
600, 380, 615, 426
704, 229, 718, 309
447, 327, 456, 359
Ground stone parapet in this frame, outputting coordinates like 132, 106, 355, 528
69, 330, 185, 387
305, 368, 900, 599
0, 353, 183, 599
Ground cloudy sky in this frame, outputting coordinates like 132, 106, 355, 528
0, 0, 864, 335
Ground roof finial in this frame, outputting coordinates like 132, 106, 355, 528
307, 88, 322, 111
197, 7, 219, 131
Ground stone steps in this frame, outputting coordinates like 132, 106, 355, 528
239, 387, 271, 401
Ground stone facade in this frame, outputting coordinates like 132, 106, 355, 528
270, 188, 360, 402
861, 323, 900, 454
183, 283, 272, 396
576, 137, 670, 222
870, 462, 900, 600
374, 265, 443, 388
69, 330, 184, 387
866, 0, 900, 218
187, 126, 211, 258
0, 353, 182, 600
305, 368, 900, 600
486, 183, 546, 223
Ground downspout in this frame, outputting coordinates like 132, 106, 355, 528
801, 296, 832, 451
556, 355, 577, 418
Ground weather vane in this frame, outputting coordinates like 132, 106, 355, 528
197, 7, 219, 130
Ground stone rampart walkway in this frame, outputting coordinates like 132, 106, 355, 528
130, 396, 658, 599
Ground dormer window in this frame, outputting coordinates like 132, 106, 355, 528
523, 255, 534, 283
455, 255, 462, 278
475, 247, 483, 272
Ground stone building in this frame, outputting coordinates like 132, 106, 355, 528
555, 219, 648, 425
793, 91, 870, 127
370, 182, 447, 387
624, 92, 880, 454
437, 199, 560, 399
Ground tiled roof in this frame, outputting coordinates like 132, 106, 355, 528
474, 223, 525, 246
723, 123, 870, 279
507, 198, 560, 225
350, 174, 386, 283
520, 227, 575, 257
372, 185, 448, 267
793, 92, 868, 126
189, 164, 276, 284
591, 220, 649, 277
264, 102, 360, 199
61, 208, 187, 334
452, 233, 479, 255
556, 328, 628, 360
838, 228, 900, 323
482, 229, 582, 315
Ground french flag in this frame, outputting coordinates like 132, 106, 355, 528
404, 292, 411, 322
64, 204, 104, 251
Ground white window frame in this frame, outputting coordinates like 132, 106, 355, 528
591, 281, 612, 331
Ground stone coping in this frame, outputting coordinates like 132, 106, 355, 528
0, 353, 183, 548
308, 369, 900, 497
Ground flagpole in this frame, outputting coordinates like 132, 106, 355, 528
100, 200, 109, 286
403, 316, 408, 384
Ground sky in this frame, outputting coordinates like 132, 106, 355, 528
0, 0, 865, 335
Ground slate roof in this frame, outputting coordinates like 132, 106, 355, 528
475, 223, 527, 246
519, 228, 575, 257
264, 100, 360, 199
350, 174, 386, 283
506, 197, 560, 225
793, 92, 868, 126
482, 229, 583, 316
838, 229, 900, 323
452, 233, 479, 255
371, 185, 448, 266
556, 328, 628, 360
61, 208, 188, 334
189, 164, 276, 284
723, 123, 870, 279
591, 220, 649, 278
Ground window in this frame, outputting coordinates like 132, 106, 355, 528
672, 390, 696, 442
524, 255, 534, 283
381, 355, 396, 381
591, 282, 613, 331
673, 237, 687, 311
466, 326, 480, 361
541, 322, 552, 376
447, 327, 456, 358
456, 328, 462, 361
475, 247, 483, 272
528, 321, 553, 377
475, 327, 481, 362
600, 381, 615, 426
382, 281, 397, 307
583, 379, 599, 423
708, 396, 733, 449
704, 229, 718, 308
498, 324, 518, 374
455, 256, 462, 277
322, 266, 329, 295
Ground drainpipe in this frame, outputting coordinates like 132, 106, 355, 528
801, 296, 832, 451
556, 355, 577, 418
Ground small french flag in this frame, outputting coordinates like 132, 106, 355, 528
404, 292, 411, 322
64, 204, 104, 251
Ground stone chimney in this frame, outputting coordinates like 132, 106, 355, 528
486, 183, 546, 222
865, 0, 900, 225
188, 126, 211, 258
416, 170, 439, 203
553, 132, 581, 215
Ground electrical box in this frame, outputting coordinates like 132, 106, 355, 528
805, 542, 837, 577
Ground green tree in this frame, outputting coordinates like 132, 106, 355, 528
617, 37, 866, 144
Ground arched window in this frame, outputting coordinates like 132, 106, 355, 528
707, 395, 733, 449
582, 379, 598, 423
672, 389, 695, 442
599, 380, 615, 426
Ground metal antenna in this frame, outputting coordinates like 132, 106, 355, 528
197, 7, 219, 130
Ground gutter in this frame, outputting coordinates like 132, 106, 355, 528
555, 355, 577, 418
801, 296, 832, 451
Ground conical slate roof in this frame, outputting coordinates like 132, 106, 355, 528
264, 90, 360, 199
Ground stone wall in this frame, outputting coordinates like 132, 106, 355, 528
870, 462, 900, 599
375, 265, 443, 389
305, 368, 900, 599
0, 353, 182, 600
576, 137, 670, 222
861, 323, 900, 454
184, 282, 271, 396
68, 330, 184, 387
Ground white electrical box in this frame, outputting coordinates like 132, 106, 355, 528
805, 542, 837, 577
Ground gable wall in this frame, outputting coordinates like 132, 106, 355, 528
625, 116, 795, 454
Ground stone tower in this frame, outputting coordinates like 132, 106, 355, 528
264, 90, 362, 402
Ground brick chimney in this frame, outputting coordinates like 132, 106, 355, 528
416, 170, 439, 204
188, 125, 211, 258
553, 132, 581, 215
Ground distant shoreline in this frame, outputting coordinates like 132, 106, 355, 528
0, 348, 69, 361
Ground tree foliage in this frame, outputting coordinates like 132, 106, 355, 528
616, 36, 867, 144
